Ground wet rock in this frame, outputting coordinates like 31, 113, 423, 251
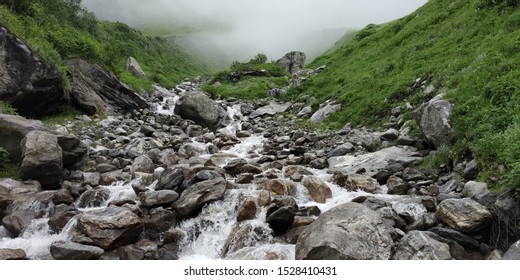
257, 190, 272, 207
296, 203, 394, 260
172, 179, 228, 218
236, 173, 254, 184
429, 227, 480, 250
50, 241, 104, 260
276, 51, 306, 74
48, 209, 79, 233
284, 166, 312, 182
503, 240, 520, 260
130, 155, 155, 174
237, 197, 257, 222
338, 174, 382, 194
2, 210, 36, 237
302, 176, 332, 203
223, 158, 247, 176
0, 114, 45, 163
20, 130, 63, 190
76, 206, 144, 250
139, 190, 179, 208
222, 223, 271, 257
142, 208, 176, 241
51, 189, 75, 205
163, 229, 185, 244
0, 248, 27, 260
174, 91, 228, 131
413, 94, 453, 148
437, 198, 492, 233
262, 179, 297, 196
266, 206, 296, 235
0, 28, 65, 118
386, 176, 409, 195
77, 187, 111, 208
392, 231, 451, 260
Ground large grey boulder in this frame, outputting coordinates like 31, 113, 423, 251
50, 241, 104, 260
437, 198, 492, 233
295, 203, 394, 260
0, 114, 45, 163
174, 91, 228, 131
0, 27, 65, 118
20, 130, 63, 190
276, 51, 306, 74
392, 231, 451, 260
126, 57, 146, 78
503, 240, 520, 260
172, 179, 228, 218
65, 59, 148, 115
310, 102, 341, 124
76, 206, 143, 250
414, 94, 453, 147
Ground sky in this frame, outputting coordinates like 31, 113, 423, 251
82, 0, 428, 63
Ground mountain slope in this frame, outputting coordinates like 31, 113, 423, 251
287, 0, 520, 193
0, 0, 210, 91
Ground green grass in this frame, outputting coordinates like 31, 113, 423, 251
42, 104, 81, 125
0, 101, 17, 115
284, 0, 520, 193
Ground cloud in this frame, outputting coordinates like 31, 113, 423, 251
82, 0, 427, 63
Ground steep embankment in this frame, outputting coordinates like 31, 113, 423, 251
288, 0, 520, 193
0, 0, 209, 91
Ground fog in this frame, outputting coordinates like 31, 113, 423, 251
83, 0, 428, 65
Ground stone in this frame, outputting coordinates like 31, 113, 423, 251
463, 160, 479, 180
139, 190, 179, 208
266, 206, 296, 235
76, 206, 144, 250
58, 134, 89, 168
222, 223, 271, 257
284, 166, 313, 182
302, 176, 332, 203
296, 203, 394, 260
65, 59, 148, 115
156, 167, 185, 191
310, 102, 341, 124
397, 135, 416, 146
48, 209, 79, 233
386, 176, 409, 195
392, 231, 451, 260
2, 210, 36, 237
77, 187, 111, 208
19, 130, 63, 190
428, 227, 480, 250
142, 208, 176, 240
0, 114, 45, 163
237, 197, 257, 222
172, 179, 228, 218
503, 240, 520, 260
328, 146, 423, 174
130, 155, 155, 174
437, 198, 492, 233
117, 244, 145, 260
249, 101, 292, 119
381, 128, 399, 141
276, 51, 306, 74
341, 174, 382, 194
327, 143, 355, 158
0, 248, 27, 260
462, 181, 494, 205
50, 241, 104, 260
126, 57, 146, 78
262, 179, 297, 196
174, 91, 228, 131
413, 94, 453, 148
51, 189, 75, 205
0, 28, 65, 118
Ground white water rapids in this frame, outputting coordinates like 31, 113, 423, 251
0, 85, 427, 260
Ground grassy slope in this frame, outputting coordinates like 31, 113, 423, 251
0, 0, 209, 91
286, 0, 520, 193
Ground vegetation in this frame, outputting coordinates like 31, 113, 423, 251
0, 0, 209, 91
285, 0, 520, 193
202, 54, 290, 100
0, 147, 18, 179
0, 101, 17, 115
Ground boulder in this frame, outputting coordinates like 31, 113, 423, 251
172, 179, 228, 218
335, 174, 381, 194
266, 206, 296, 235
437, 198, 492, 233
414, 94, 453, 147
503, 240, 520, 260
276, 51, 306, 74
310, 102, 341, 124
249, 102, 291, 119
139, 190, 179, 208
428, 227, 480, 250
126, 57, 146, 78
50, 241, 104, 260
222, 223, 271, 257
392, 231, 451, 260
302, 176, 332, 203
462, 181, 494, 205
2, 210, 36, 237
130, 155, 155, 174
156, 167, 185, 191
386, 175, 409, 195
295, 203, 394, 260
327, 143, 355, 158
142, 208, 176, 240
0, 114, 45, 163
0, 27, 65, 118
20, 130, 63, 190
174, 91, 228, 131
65, 59, 148, 115
237, 197, 257, 222
262, 179, 297, 196
77, 187, 110, 208
76, 206, 144, 250
0, 248, 27, 260
57, 134, 88, 168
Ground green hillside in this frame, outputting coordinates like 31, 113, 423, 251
0, 0, 210, 91
287, 0, 520, 193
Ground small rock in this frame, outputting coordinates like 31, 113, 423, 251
237, 197, 257, 222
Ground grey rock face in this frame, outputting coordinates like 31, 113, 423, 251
126, 57, 146, 78
0, 114, 45, 163
276, 51, 306, 74
296, 203, 394, 260
437, 198, 492, 233
414, 94, 453, 148
392, 231, 451, 260
20, 130, 63, 190
0, 28, 65, 118
310, 102, 341, 124
249, 101, 291, 119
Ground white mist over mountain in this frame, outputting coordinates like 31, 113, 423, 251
82, 0, 427, 64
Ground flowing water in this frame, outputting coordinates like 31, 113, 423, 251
0, 84, 427, 260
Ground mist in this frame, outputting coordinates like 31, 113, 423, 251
82, 0, 428, 65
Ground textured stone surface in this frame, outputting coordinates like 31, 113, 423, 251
437, 198, 492, 233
